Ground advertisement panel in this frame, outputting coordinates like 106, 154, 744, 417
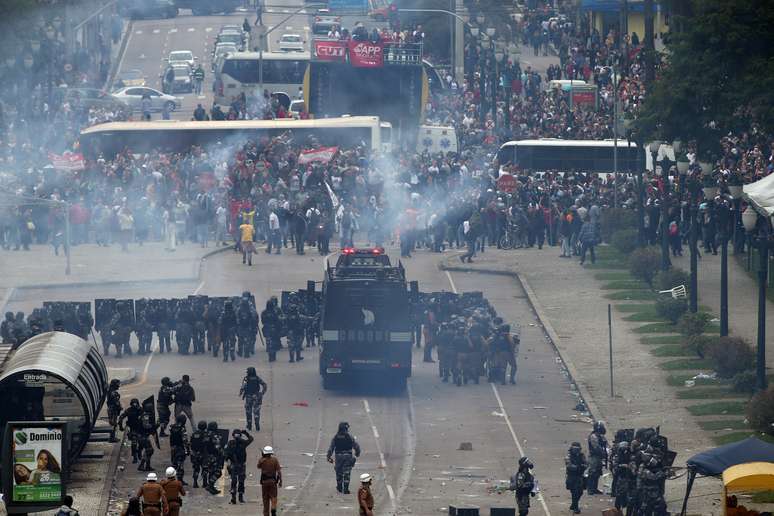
314, 40, 346, 62
10, 425, 65, 503
348, 41, 383, 68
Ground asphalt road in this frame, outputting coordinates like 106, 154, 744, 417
7, 243, 615, 515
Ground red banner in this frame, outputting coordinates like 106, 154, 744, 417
49, 151, 85, 171
314, 40, 346, 62
298, 146, 339, 165
348, 40, 383, 67
572, 91, 596, 106
496, 174, 517, 193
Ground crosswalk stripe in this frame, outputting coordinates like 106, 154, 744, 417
187, 27, 195, 32
135, 30, 143, 34
205, 27, 213, 32
169, 28, 177, 33
152, 29, 160, 34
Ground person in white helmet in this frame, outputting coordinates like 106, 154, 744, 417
135, 472, 168, 516
357, 473, 374, 516
257, 445, 282, 516
160, 467, 185, 516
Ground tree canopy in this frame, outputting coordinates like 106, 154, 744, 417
634, 0, 774, 158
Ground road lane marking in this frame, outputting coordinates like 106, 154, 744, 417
361, 399, 396, 511
188, 27, 195, 32
445, 270, 457, 294
205, 27, 213, 32
194, 281, 205, 294
286, 25, 293, 30
153, 28, 160, 34
287, 406, 324, 509
444, 270, 551, 516
395, 382, 416, 506
169, 28, 177, 33
135, 30, 143, 34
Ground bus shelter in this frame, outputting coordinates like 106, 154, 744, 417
0, 331, 108, 462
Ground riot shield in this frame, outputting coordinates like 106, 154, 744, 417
95, 298, 117, 331
142, 395, 156, 426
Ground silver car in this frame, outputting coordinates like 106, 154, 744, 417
278, 34, 305, 52
112, 86, 181, 112
167, 50, 195, 69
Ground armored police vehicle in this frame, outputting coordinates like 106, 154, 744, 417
319, 248, 416, 390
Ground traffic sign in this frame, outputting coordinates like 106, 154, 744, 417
497, 174, 517, 193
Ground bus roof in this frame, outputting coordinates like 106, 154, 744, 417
81, 116, 385, 136
500, 139, 639, 149
223, 51, 311, 60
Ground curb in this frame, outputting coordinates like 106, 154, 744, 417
438, 254, 602, 421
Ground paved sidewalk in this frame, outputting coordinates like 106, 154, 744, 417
0, 241, 228, 289
671, 251, 774, 367
439, 246, 721, 514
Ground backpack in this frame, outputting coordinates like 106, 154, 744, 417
668, 221, 679, 236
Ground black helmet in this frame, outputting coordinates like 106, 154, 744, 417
197, 421, 207, 431
176, 414, 187, 425
130, 398, 140, 407
161, 377, 171, 386
570, 442, 582, 453
594, 421, 607, 435
518, 456, 533, 469
242, 291, 251, 298
338, 422, 349, 433
110, 379, 120, 389
232, 429, 242, 437
246, 366, 257, 377
207, 421, 218, 431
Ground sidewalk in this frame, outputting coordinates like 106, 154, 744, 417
0, 241, 226, 289
671, 251, 774, 367
440, 247, 721, 514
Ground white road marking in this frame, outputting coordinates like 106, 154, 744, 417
282, 8, 290, 12
169, 28, 178, 33
153, 28, 160, 34
286, 25, 293, 30
444, 270, 457, 294
194, 281, 205, 294
444, 270, 551, 516
361, 399, 396, 510
187, 27, 195, 32
205, 27, 213, 32
304, 26, 310, 31
135, 30, 143, 34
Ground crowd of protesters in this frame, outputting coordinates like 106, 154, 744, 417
0, 2, 772, 261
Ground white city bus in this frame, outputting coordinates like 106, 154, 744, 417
80, 116, 392, 157
496, 139, 643, 175
213, 51, 310, 106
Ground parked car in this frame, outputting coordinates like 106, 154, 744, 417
161, 64, 193, 93
114, 69, 146, 89
122, 0, 178, 19
216, 31, 247, 50
312, 15, 340, 36
112, 86, 181, 113
54, 87, 129, 112
167, 50, 195, 69
278, 34, 305, 52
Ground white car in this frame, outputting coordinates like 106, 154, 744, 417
278, 34, 304, 52
112, 86, 181, 113
167, 50, 195, 69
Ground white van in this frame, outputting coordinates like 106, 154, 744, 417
545, 79, 587, 92
417, 125, 458, 155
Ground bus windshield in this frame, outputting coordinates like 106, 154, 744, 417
498, 140, 641, 174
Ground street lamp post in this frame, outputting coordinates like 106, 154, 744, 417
742, 208, 769, 391
717, 196, 731, 336
689, 178, 699, 312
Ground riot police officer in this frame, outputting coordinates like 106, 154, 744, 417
118, 398, 143, 463
190, 421, 208, 488
587, 421, 608, 495
175, 301, 194, 355
326, 422, 361, 494
509, 456, 536, 516
220, 301, 238, 362
436, 322, 455, 382
136, 304, 153, 355
204, 421, 225, 495
240, 367, 268, 431
152, 300, 172, 354
261, 297, 283, 362
1, 312, 14, 344
637, 455, 667, 515
107, 379, 122, 442
157, 377, 177, 437
284, 297, 307, 363
612, 440, 635, 511
75, 305, 93, 340
451, 321, 471, 386
137, 403, 160, 471
110, 302, 134, 358
565, 442, 587, 514
169, 414, 190, 485
193, 301, 207, 355
237, 296, 257, 358
225, 429, 254, 504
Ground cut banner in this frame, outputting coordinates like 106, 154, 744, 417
298, 146, 339, 165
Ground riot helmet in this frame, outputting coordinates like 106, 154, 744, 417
176, 414, 187, 425
246, 366, 257, 377
197, 421, 207, 431
130, 398, 140, 408
518, 456, 534, 469
338, 422, 350, 434
207, 421, 218, 431
110, 379, 120, 389
161, 377, 171, 386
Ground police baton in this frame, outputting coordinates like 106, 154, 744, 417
258, 327, 266, 348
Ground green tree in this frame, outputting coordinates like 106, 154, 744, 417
635, 0, 774, 157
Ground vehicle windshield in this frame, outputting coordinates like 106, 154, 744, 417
218, 34, 242, 44
172, 67, 190, 77
282, 35, 301, 43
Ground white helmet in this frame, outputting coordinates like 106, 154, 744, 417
165, 467, 176, 478
146, 472, 158, 482
360, 473, 372, 483
263, 445, 274, 455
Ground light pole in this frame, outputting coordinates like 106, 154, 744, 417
742, 207, 769, 391
688, 173, 699, 312
259, 4, 324, 95
717, 195, 731, 336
